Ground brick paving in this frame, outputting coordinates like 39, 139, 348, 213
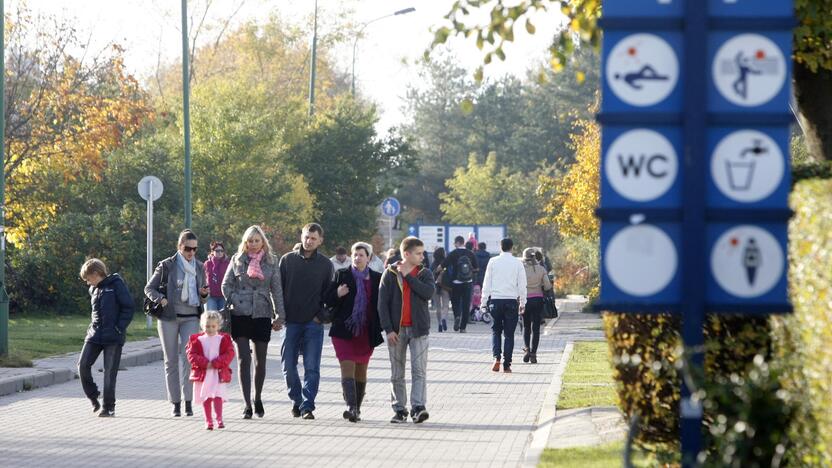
0, 317, 570, 468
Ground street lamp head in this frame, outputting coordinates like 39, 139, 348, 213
394, 7, 416, 15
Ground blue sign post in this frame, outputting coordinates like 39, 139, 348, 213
597, 1, 794, 465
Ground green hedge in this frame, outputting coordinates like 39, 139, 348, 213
771, 178, 832, 466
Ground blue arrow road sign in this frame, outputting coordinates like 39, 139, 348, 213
381, 197, 400, 217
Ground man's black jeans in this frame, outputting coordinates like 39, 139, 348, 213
490, 299, 519, 365
78, 342, 123, 411
451, 282, 473, 331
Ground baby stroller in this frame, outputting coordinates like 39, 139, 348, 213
469, 285, 493, 325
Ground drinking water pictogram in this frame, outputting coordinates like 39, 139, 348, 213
711, 130, 783, 203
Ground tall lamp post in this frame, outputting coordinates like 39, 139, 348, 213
181, 0, 192, 227
351, 7, 415, 97
0, 0, 8, 357
309, 0, 319, 117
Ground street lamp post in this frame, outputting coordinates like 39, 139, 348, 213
181, 0, 192, 227
351, 7, 416, 97
309, 0, 318, 117
0, 0, 9, 358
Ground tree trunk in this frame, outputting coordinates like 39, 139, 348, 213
794, 62, 832, 161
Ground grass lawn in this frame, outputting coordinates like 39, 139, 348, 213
540, 441, 662, 468
557, 341, 618, 410
1, 312, 158, 367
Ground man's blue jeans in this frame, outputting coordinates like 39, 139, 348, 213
281, 320, 324, 412
490, 299, 519, 365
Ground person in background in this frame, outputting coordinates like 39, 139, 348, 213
330, 246, 352, 271
440, 236, 479, 333
481, 238, 526, 373
78, 258, 134, 417
534, 249, 553, 276
523, 248, 553, 364
431, 247, 451, 332
368, 251, 385, 273
325, 242, 384, 423
384, 248, 401, 268
475, 242, 491, 288
205, 241, 230, 312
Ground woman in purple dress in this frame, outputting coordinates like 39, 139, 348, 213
325, 242, 384, 422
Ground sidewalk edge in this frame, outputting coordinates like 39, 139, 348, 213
522, 340, 574, 468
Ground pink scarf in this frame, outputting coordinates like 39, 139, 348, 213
247, 250, 265, 280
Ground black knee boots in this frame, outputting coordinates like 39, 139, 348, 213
341, 378, 358, 423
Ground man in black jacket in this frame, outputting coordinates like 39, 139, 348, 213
440, 236, 479, 332
378, 236, 435, 424
78, 258, 134, 417
278, 223, 334, 420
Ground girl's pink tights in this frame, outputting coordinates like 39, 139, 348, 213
203, 398, 224, 425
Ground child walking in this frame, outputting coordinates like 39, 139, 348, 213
186, 311, 235, 430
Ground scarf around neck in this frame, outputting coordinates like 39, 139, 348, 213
177, 252, 200, 306
344, 266, 370, 336
247, 250, 265, 280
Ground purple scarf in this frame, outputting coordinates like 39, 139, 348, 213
344, 266, 370, 336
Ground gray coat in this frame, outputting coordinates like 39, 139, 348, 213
144, 254, 207, 321
221, 252, 285, 320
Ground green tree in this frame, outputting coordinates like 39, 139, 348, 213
433, 0, 832, 161
286, 98, 415, 249
439, 152, 550, 248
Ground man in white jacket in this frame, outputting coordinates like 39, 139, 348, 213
481, 238, 527, 373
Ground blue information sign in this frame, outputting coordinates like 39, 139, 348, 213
380, 197, 400, 217
598, 0, 794, 462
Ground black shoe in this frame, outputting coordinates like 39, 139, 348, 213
254, 400, 265, 418
442, 318, 447, 331
411, 406, 429, 424
172, 402, 181, 417
530, 353, 538, 364
438, 323, 443, 332
291, 405, 301, 418
453, 317, 460, 331
523, 348, 531, 363
90, 397, 101, 414
301, 410, 315, 420
98, 409, 115, 418
459, 329, 467, 333
184, 401, 193, 416
390, 410, 409, 423
355, 381, 367, 422
243, 405, 253, 419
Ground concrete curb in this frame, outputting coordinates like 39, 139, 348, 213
523, 339, 574, 468
0, 337, 163, 398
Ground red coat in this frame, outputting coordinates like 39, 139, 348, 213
186, 332, 235, 383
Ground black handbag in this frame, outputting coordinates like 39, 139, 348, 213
143, 261, 168, 318
542, 290, 558, 319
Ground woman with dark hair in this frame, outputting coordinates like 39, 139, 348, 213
145, 229, 209, 417
325, 242, 384, 422
431, 247, 451, 332
205, 241, 230, 312
522, 248, 553, 364
221, 225, 285, 419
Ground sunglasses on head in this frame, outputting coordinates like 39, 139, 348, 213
183, 246, 198, 253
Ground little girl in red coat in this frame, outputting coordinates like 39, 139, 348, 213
187, 311, 235, 430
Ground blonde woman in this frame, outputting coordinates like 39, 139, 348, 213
221, 225, 285, 419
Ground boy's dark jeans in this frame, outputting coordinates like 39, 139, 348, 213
78, 342, 123, 410
490, 299, 519, 364
451, 282, 473, 330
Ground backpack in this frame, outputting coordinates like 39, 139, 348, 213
455, 254, 474, 282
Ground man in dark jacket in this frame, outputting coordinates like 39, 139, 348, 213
378, 236, 435, 424
440, 236, 479, 332
78, 258, 134, 417
475, 242, 491, 287
278, 223, 334, 420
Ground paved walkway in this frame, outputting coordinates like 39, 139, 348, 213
1, 315, 571, 468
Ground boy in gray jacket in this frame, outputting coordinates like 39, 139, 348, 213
378, 236, 435, 423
